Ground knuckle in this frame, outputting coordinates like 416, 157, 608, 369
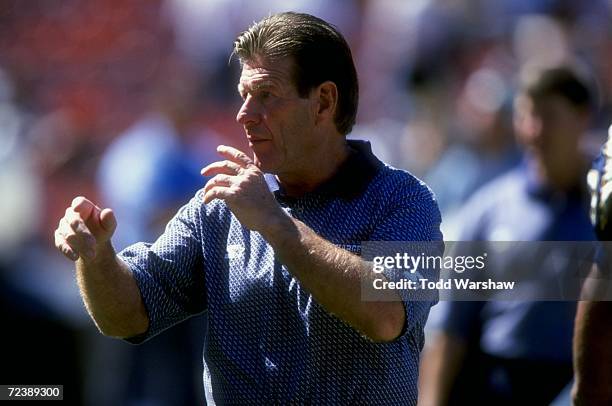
69, 217, 82, 230
57, 223, 68, 237
64, 233, 77, 245
59, 218, 70, 231
71, 196, 83, 208
61, 245, 76, 259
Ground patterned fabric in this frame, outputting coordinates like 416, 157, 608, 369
120, 140, 442, 405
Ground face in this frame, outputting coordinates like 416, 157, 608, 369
236, 57, 318, 175
514, 93, 587, 176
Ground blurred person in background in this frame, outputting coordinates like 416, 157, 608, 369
53, 12, 442, 405
419, 65, 597, 405
423, 58, 521, 237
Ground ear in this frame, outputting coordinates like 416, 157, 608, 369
313, 81, 338, 126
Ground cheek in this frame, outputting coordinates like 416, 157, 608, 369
276, 109, 310, 149
549, 120, 578, 143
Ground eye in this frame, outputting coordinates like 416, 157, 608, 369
259, 91, 271, 100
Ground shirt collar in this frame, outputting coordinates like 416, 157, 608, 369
265, 140, 383, 201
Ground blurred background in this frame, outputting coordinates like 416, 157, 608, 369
0, 0, 610, 405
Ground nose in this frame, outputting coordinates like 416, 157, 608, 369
236, 95, 261, 126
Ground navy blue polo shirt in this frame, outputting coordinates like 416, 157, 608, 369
431, 164, 595, 362
119, 140, 442, 405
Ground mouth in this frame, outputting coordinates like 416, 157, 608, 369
247, 137, 271, 146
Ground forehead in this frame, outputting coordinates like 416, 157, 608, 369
238, 57, 295, 92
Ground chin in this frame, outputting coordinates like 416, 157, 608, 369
258, 164, 281, 174
253, 155, 281, 174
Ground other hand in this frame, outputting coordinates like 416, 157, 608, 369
201, 145, 287, 233
54, 196, 117, 261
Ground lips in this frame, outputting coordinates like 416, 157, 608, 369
246, 127, 271, 145
247, 134, 271, 144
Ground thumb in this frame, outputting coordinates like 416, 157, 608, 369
99, 208, 117, 239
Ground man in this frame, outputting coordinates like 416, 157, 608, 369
54, 12, 442, 404
572, 124, 612, 406
419, 66, 596, 405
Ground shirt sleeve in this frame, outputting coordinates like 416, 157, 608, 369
120, 190, 208, 343
369, 175, 443, 339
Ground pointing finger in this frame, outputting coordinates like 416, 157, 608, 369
71, 196, 100, 221
216, 145, 254, 168
201, 160, 243, 177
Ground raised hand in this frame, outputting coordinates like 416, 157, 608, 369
54, 196, 117, 261
201, 145, 287, 233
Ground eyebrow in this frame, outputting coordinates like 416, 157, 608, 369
237, 80, 276, 96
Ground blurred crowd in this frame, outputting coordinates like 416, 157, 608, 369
0, 0, 610, 404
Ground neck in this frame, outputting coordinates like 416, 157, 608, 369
532, 156, 587, 193
277, 139, 351, 197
